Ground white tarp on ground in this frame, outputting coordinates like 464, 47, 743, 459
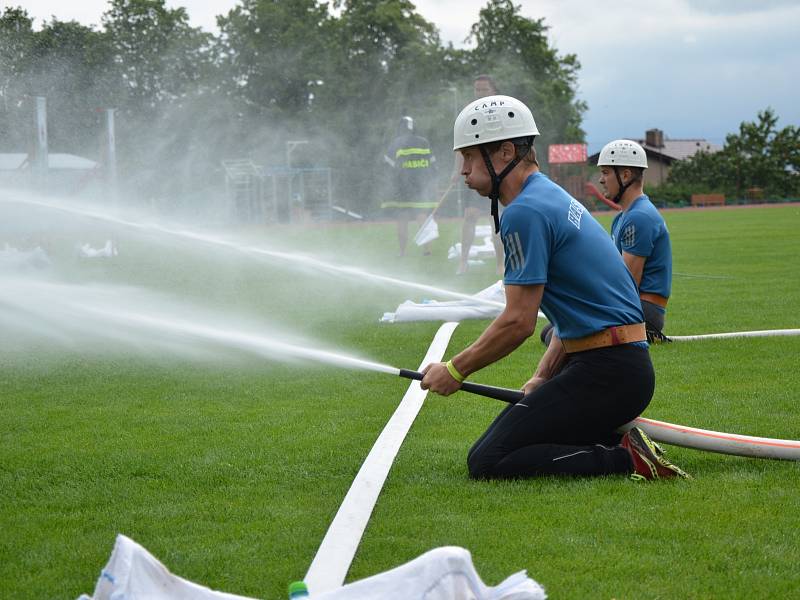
78, 535, 546, 600
78, 240, 118, 258
315, 546, 546, 600
381, 280, 505, 323
447, 225, 495, 261
77, 535, 251, 600
381, 281, 547, 324
0, 244, 51, 271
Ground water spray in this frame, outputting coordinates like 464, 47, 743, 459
4, 275, 798, 462
0, 277, 512, 399
0, 194, 504, 309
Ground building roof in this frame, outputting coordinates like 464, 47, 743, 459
635, 138, 721, 162
588, 136, 721, 165
0, 153, 99, 170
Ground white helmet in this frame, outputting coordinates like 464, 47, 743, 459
597, 139, 648, 169
400, 115, 414, 133
453, 95, 539, 151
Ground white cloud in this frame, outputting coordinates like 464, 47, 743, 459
684, 0, 799, 14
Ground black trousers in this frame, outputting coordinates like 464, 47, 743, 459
467, 344, 654, 479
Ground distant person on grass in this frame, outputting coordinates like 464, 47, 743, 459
421, 95, 690, 482
540, 140, 673, 347
382, 116, 437, 257
454, 74, 504, 275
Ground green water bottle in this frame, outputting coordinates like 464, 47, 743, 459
288, 580, 309, 599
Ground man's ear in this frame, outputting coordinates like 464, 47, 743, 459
501, 141, 517, 160
621, 167, 634, 184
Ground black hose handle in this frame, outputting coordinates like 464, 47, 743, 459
398, 369, 524, 404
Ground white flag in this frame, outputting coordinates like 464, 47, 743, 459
414, 214, 439, 246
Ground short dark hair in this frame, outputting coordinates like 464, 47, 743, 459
622, 166, 645, 181
483, 137, 538, 166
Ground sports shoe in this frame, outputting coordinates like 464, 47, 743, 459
621, 427, 691, 480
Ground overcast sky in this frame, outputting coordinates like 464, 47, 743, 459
13, 0, 800, 152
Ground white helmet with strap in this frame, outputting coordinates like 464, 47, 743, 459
452, 95, 539, 233
597, 139, 648, 204
597, 139, 648, 169
453, 95, 539, 151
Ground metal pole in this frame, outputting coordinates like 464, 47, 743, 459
272, 175, 278, 222
104, 108, 118, 205
33, 96, 48, 190
327, 168, 333, 220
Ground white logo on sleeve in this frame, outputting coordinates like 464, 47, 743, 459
621, 224, 636, 247
504, 231, 525, 270
567, 199, 584, 230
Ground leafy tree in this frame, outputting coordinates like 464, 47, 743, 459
215, 0, 451, 213
667, 108, 800, 199
0, 0, 589, 213
217, 0, 334, 114
0, 7, 37, 151
327, 0, 443, 115
320, 0, 449, 208
102, 0, 214, 114
466, 0, 587, 165
29, 19, 114, 155
0, 9, 113, 155
100, 0, 217, 199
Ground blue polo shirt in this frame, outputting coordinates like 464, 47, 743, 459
610, 194, 672, 298
501, 172, 644, 340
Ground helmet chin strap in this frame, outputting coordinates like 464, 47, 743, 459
479, 146, 525, 234
612, 166, 636, 205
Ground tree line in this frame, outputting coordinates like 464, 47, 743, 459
656, 108, 800, 203
0, 0, 586, 213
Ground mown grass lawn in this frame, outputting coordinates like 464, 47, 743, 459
1, 204, 798, 599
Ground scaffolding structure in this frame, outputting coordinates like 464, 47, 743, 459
222, 159, 269, 222
263, 166, 333, 223
222, 160, 334, 224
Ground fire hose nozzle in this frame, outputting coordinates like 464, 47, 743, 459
398, 368, 524, 404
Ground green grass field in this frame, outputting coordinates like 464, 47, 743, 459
1, 204, 799, 599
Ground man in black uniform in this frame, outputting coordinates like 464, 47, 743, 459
382, 116, 437, 257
